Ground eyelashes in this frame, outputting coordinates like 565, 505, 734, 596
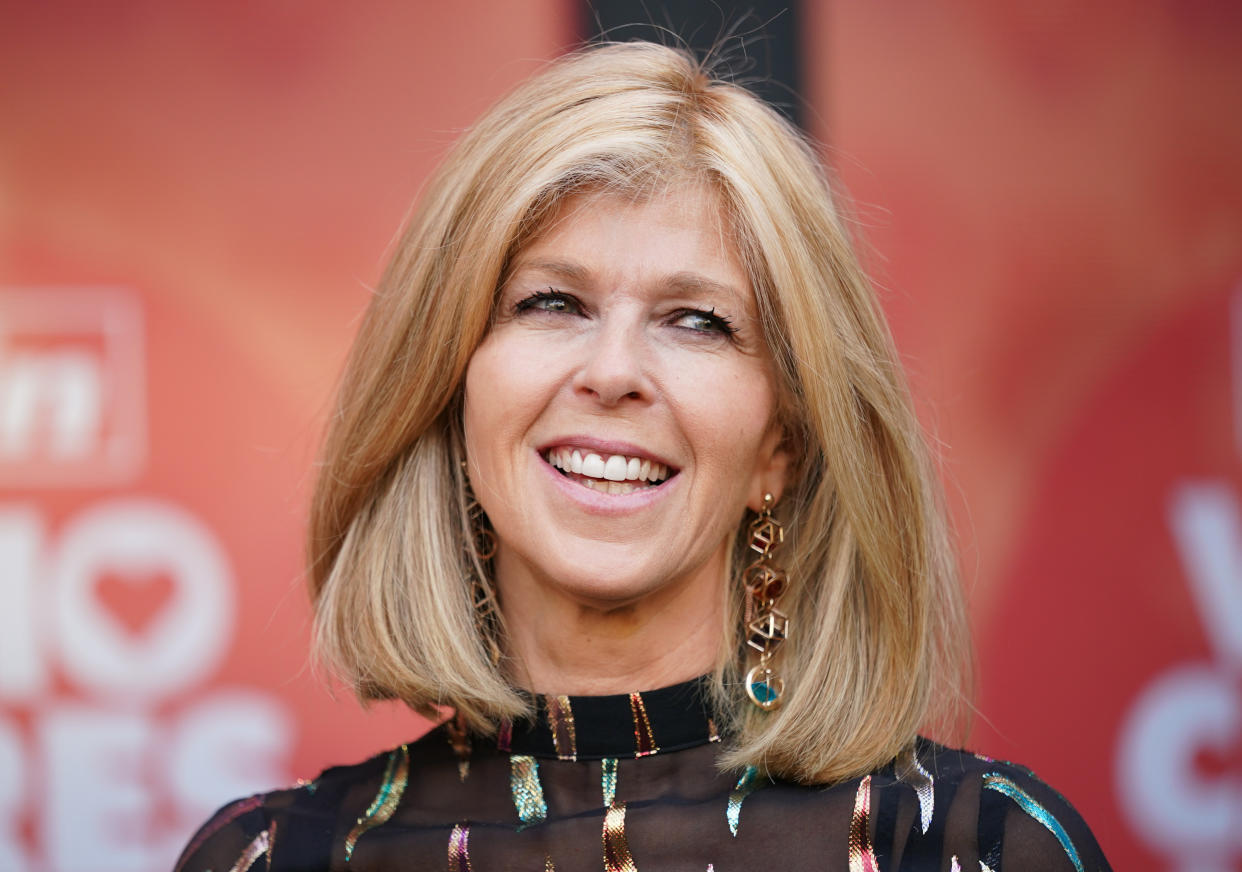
515, 288, 579, 315
675, 307, 737, 336
514, 288, 738, 338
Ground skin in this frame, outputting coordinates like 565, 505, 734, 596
463, 183, 788, 695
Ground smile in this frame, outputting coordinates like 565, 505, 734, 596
543, 446, 675, 495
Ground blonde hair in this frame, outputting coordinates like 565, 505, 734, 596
309, 41, 968, 784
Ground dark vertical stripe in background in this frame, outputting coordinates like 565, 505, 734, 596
580, 0, 804, 128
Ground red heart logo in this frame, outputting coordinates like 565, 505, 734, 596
95, 569, 175, 636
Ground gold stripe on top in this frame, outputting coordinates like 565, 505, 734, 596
848, 775, 880, 872
344, 744, 410, 861
448, 823, 472, 872
227, 827, 270, 872
603, 801, 638, 872
509, 754, 548, 828
546, 694, 578, 761
628, 693, 658, 757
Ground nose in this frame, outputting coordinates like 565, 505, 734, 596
570, 317, 651, 406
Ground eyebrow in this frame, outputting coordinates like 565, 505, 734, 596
511, 259, 746, 304
663, 271, 746, 303
510, 258, 591, 284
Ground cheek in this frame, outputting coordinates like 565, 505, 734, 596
462, 335, 557, 474
462, 347, 495, 454
675, 360, 779, 474
462, 340, 514, 482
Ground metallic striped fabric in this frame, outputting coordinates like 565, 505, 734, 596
343, 744, 410, 861
547, 695, 578, 761
983, 773, 1084, 872
448, 823, 472, 872
603, 801, 637, 872
848, 775, 880, 872
227, 828, 270, 872
510, 754, 549, 828
628, 693, 658, 757
726, 765, 762, 837
898, 746, 935, 834
601, 757, 618, 807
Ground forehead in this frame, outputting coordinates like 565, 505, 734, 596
510, 183, 749, 295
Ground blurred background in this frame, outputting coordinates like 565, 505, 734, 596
2, 2, 1240, 869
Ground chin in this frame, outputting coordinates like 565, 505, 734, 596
544, 561, 670, 608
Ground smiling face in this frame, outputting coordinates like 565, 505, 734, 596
463, 183, 788, 623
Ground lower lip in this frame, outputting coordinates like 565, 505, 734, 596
538, 454, 677, 514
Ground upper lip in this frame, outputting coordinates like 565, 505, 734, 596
535, 437, 679, 471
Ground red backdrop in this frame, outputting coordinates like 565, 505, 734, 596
2, 3, 1240, 869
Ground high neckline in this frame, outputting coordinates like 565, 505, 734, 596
501, 676, 719, 761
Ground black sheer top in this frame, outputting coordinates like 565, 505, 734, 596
175, 678, 1110, 871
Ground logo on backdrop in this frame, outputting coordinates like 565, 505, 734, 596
0, 289, 293, 872
0, 289, 145, 487
1117, 286, 1242, 870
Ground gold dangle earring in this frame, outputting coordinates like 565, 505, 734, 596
743, 494, 788, 711
462, 462, 503, 666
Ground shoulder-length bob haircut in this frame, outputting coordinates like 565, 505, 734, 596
309, 41, 968, 785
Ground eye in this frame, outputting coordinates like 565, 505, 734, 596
671, 307, 737, 337
514, 288, 582, 316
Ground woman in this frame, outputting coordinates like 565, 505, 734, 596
178, 42, 1110, 870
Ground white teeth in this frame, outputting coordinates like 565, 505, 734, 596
545, 447, 673, 489
581, 453, 606, 478
603, 455, 628, 481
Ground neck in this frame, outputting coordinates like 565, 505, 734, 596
495, 550, 725, 696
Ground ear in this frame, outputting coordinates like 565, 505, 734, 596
746, 425, 792, 512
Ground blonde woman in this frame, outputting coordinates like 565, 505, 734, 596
178, 42, 1110, 871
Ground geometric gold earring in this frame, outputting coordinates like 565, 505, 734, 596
743, 494, 788, 711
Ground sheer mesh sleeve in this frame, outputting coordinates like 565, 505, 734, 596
975, 762, 1110, 871
173, 795, 273, 872
172, 753, 392, 872
901, 745, 1112, 871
